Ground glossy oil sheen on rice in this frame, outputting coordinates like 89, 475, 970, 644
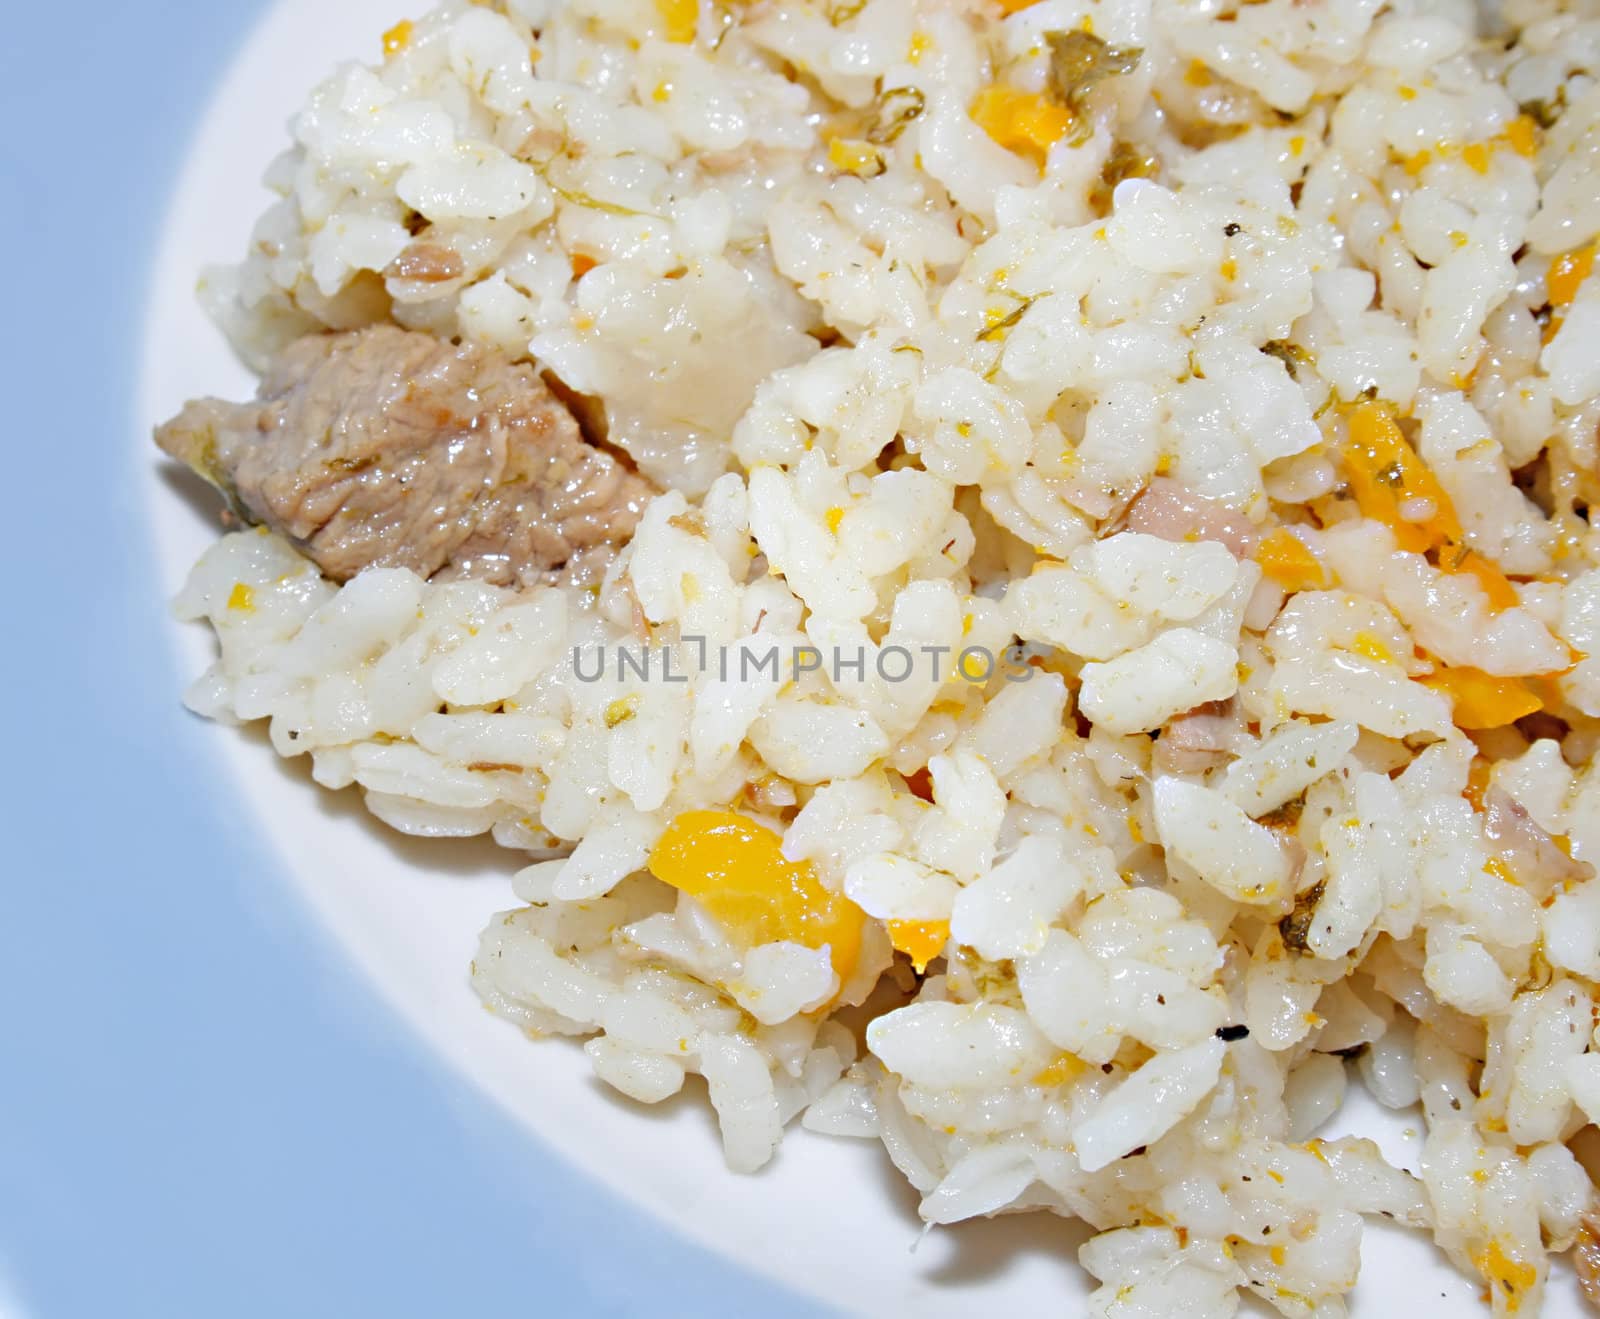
164, 0, 1600, 1313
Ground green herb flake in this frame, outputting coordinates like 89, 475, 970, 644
1278, 878, 1325, 953
976, 297, 1038, 342
1261, 339, 1314, 380
867, 85, 927, 145
1091, 138, 1159, 210
1045, 31, 1143, 144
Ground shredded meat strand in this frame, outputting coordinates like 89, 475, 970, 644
1154, 699, 1239, 774
1483, 786, 1594, 897
1125, 477, 1260, 557
385, 241, 466, 284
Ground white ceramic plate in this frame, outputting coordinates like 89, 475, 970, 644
113, 2, 1588, 1313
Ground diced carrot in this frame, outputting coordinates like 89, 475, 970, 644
382, 19, 414, 56
1473, 1241, 1538, 1315
1464, 758, 1491, 810
570, 252, 598, 279
1350, 632, 1396, 665
1256, 527, 1328, 592
648, 811, 864, 979
1549, 245, 1595, 308
994, 0, 1043, 12
1502, 115, 1538, 158
1340, 401, 1461, 554
887, 919, 949, 973
1531, 670, 1576, 706
1422, 666, 1542, 729
1439, 546, 1521, 612
654, 0, 697, 43
970, 86, 1074, 166
1342, 410, 1521, 612
826, 138, 882, 176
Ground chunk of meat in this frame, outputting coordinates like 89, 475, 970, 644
155, 325, 653, 587
1483, 786, 1595, 897
1154, 698, 1239, 775
1125, 477, 1259, 558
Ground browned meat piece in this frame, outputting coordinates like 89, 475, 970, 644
155, 325, 653, 588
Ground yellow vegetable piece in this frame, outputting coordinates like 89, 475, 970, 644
648, 811, 864, 980
970, 86, 1074, 167
1473, 1240, 1538, 1314
1341, 404, 1534, 615
826, 138, 883, 177
1503, 114, 1538, 158
993, 0, 1043, 13
1422, 666, 1542, 729
1255, 528, 1328, 592
1349, 632, 1396, 665
655, 0, 698, 44
887, 919, 948, 973
1439, 544, 1521, 612
1340, 401, 1461, 554
1549, 245, 1595, 308
1032, 1051, 1085, 1087
226, 582, 256, 613
382, 19, 414, 56
604, 694, 639, 728
1461, 141, 1491, 174
1299, 1138, 1329, 1165
1464, 757, 1491, 810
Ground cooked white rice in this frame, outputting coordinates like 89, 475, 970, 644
168, 0, 1600, 1311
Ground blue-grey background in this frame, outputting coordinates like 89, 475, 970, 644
0, 7, 822, 1315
